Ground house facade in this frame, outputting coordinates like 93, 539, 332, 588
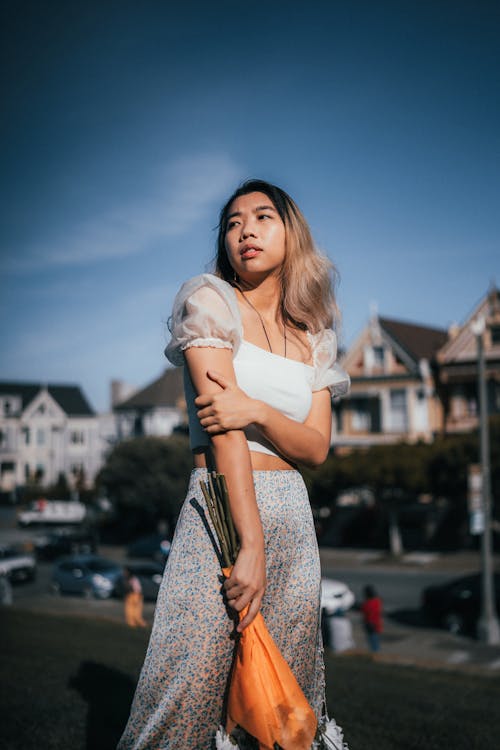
335, 287, 500, 448
436, 287, 500, 433
334, 315, 448, 448
0, 382, 111, 493
113, 368, 186, 440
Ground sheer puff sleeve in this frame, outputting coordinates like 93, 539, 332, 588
308, 329, 351, 398
165, 274, 242, 366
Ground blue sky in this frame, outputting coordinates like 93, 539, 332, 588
1, 0, 499, 411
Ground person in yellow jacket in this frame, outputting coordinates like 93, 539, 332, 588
123, 567, 147, 628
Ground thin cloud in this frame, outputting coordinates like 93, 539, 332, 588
2, 153, 241, 273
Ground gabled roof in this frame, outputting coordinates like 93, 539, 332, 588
0, 382, 94, 416
437, 287, 500, 364
114, 368, 184, 411
379, 317, 448, 363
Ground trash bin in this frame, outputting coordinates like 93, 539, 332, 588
323, 609, 355, 652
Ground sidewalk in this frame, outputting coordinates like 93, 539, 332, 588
319, 546, 495, 574
319, 547, 500, 674
338, 610, 500, 676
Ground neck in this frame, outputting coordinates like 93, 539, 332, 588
237, 274, 281, 320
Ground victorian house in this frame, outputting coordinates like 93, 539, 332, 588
0, 382, 111, 493
335, 287, 500, 448
334, 315, 448, 448
436, 286, 500, 433
113, 367, 186, 440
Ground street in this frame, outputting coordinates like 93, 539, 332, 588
3, 505, 500, 673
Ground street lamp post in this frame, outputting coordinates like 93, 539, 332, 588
471, 316, 500, 644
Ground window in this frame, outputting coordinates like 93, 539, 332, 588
373, 346, 385, 369
23, 427, 31, 445
1, 396, 20, 416
70, 430, 85, 445
388, 389, 408, 432
351, 398, 371, 432
37, 428, 45, 446
491, 325, 500, 345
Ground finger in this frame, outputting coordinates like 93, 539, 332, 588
224, 578, 244, 595
230, 590, 253, 612
238, 597, 262, 631
197, 407, 214, 420
194, 394, 212, 407
206, 370, 232, 389
205, 425, 226, 435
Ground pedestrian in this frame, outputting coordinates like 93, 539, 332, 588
123, 567, 147, 628
361, 584, 383, 653
117, 179, 350, 749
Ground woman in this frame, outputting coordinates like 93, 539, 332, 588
118, 180, 350, 749
123, 567, 147, 628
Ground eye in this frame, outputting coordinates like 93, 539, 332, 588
226, 220, 239, 230
258, 213, 271, 220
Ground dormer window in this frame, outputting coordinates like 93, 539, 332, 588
1, 396, 21, 416
373, 346, 385, 369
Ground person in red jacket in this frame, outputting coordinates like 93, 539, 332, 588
361, 584, 383, 652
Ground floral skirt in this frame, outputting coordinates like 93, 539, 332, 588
117, 469, 325, 750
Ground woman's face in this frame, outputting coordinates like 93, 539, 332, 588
224, 191, 286, 281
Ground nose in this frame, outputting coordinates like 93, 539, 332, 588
239, 219, 257, 241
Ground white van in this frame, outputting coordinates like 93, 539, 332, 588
17, 499, 87, 526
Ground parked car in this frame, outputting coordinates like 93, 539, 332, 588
421, 573, 500, 635
0, 544, 36, 583
33, 527, 98, 561
320, 578, 355, 615
52, 555, 123, 599
18, 499, 86, 526
127, 533, 171, 563
114, 561, 164, 602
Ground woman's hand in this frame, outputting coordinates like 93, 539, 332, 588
195, 370, 260, 433
224, 543, 267, 631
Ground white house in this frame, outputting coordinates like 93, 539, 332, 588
0, 381, 115, 493
113, 368, 186, 439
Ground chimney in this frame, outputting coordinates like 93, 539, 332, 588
110, 380, 138, 408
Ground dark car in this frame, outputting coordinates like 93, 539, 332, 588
421, 573, 500, 635
0, 544, 36, 583
33, 527, 98, 561
115, 561, 164, 602
52, 554, 123, 599
127, 533, 171, 563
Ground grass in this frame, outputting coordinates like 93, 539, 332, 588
1, 608, 499, 749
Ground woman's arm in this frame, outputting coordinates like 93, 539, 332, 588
183, 348, 266, 631
195, 370, 332, 467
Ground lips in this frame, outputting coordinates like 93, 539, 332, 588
240, 245, 262, 259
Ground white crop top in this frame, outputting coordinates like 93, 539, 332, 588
165, 274, 350, 456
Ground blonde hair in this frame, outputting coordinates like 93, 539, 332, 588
215, 179, 339, 333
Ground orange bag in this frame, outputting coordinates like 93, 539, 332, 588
223, 568, 317, 750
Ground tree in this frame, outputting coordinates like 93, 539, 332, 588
96, 435, 192, 540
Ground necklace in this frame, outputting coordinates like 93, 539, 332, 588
239, 290, 287, 358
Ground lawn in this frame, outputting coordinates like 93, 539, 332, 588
1, 608, 499, 749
